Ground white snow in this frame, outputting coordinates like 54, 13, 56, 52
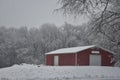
0, 64, 120, 80
45, 45, 95, 55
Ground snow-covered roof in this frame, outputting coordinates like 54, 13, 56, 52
45, 45, 95, 55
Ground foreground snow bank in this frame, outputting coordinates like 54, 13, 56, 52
0, 64, 120, 80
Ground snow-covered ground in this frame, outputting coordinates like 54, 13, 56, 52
0, 64, 120, 80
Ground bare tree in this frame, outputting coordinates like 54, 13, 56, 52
58, 0, 120, 41
58, 0, 120, 66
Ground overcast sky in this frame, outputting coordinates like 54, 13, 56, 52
0, 0, 89, 28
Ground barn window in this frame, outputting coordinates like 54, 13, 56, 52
91, 51, 100, 54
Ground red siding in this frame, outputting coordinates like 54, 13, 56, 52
77, 48, 114, 66
46, 55, 54, 65
46, 47, 114, 66
77, 50, 90, 66
46, 53, 75, 66
59, 54, 75, 66
99, 49, 113, 66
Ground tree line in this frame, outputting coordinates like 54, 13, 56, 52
0, 22, 120, 68
0, 23, 88, 68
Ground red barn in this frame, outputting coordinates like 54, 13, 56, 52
45, 45, 114, 66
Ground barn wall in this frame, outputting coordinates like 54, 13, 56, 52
99, 49, 114, 66
77, 50, 90, 66
90, 48, 113, 66
46, 53, 75, 66
59, 54, 75, 66
46, 55, 54, 65
46, 47, 114, 66
77, 48, 114, 66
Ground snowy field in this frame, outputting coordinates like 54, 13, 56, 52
0, 64, 120, 80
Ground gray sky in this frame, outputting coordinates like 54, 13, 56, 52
0, 0, 89, 28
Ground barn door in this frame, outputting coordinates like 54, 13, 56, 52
54, 56, 59, 66
90, 54, 101, 66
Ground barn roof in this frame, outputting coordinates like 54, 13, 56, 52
45, 45, 115, 55
45, 45, 95, 55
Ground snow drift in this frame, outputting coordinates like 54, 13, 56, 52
0, 64, 120, 80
